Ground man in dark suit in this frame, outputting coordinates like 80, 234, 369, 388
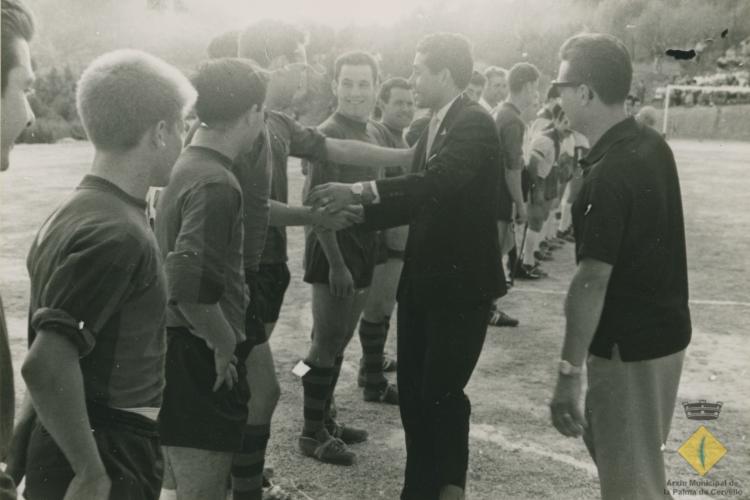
308, 32, 506, 500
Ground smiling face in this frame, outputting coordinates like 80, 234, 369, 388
1, 39, 35, 171
380, 86, 415, 131
333, 64, 376, 122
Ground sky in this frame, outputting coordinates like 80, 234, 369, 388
183, 0, 448, 28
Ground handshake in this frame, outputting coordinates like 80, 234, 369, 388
308, 202, 364, 232
306, 182, 368, 232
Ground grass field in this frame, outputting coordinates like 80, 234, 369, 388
1, 140, 749, 500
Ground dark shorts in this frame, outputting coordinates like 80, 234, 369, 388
376, 232, 389, 265
25, 403, 163, 500
244, 269, 268, 347
158, 327, 250, 452
254, 263, 291, 324
544, 168, 560, 201
303, 229, 378, 289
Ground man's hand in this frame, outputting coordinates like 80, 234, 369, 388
550, 374, 586, 437
311, 205, 363, 231
212, 350, 238, 392
63, 468, 111, 500
328, 265, 355, 298
307, 182, 356, 213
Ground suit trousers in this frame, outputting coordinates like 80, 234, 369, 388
584, 345, 685, 500
396, 296, 491, 500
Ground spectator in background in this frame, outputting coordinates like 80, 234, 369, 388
465, 70, 486, 103
480, 66, 508, 114
636, 105, 658, 130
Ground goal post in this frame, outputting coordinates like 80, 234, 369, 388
662, 84, 750, 137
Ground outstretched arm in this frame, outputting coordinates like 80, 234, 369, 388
326, 138, 414, 169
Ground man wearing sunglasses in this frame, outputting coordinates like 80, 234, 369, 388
549, 33, 691, 500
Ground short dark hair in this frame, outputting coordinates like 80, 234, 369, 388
484, 66, 507, 81
238, 19, 306, 68
1, 0, 35, 95
559, 33, 632, 105
333, 50, 379, 83
546, 85, 560, 100
207, 30, 239, 59
507, 62, 540, 94
416, 33, 473, 90
469, 70, 486, 87
378, 76, 411, 104
192, 58, 267, 126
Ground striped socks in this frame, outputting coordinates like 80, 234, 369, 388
325, 354, 345, 421
358, 319, 387, 390
302, 363, 334, 437
231, 424, 270, 500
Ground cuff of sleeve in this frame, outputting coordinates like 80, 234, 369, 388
370, 181, 381, 204
31, 307, 96, 357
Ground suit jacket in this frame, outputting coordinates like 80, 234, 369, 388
363, 94, 506, 306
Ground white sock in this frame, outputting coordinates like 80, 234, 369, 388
523, 230, 540, 266
559, 203, 572, 233
544, 215, 557, 240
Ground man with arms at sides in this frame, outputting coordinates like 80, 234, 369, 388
464, 70, 485, 103
155, 59, 265, 499
479, 66, 508, 115
0, 1, 35, 497
308, 33, 506, 500
355, 77, 415, 404
20, 50, 195, 500
549, 33, 691, 500
299, 50, 388, 466
489, 62, 541, 325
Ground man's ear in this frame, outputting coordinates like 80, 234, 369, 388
152, 120, 168, 149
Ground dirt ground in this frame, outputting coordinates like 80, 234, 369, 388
1, 140, 748, 500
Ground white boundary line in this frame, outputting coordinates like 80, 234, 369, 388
512, 287, 750, 308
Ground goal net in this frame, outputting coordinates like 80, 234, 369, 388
661, 84, 750, 137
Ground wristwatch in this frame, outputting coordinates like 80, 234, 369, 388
350, 182, 364, 202
558, 360, 582, 376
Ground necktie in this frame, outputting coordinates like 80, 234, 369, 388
425, 113, 440, 160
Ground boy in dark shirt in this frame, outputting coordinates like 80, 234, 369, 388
21, 50, 196, 500
155, 58, 267, 499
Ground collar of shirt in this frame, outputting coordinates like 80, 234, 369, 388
501, 101, 521, 116
333, 111, 369, 133
433, 93, 463, 132
186, 144, 235, 170
580, 116, 639, 167
479, 97, 494, 113
78, 175, 147, 210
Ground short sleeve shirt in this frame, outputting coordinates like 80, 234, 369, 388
530, 133, 557, 179
494, 102, 526, 172
260, 111, 327, 265
156, 146, 248, 345
27, 175, 167, 409
573, 117, 691, 361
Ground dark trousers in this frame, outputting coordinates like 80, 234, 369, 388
24, 403, 162, 500
396, 297, 491, 500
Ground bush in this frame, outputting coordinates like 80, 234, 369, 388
18, 116, 74, 144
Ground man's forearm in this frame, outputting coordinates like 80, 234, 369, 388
5, 394, 35, 483
269, 200, 315, 227
317, 230, 346, 270
505, 168, 525, 209
561, 264, 610, 366
326, 138, 414, 168
22, 331, 104, 478
177, 303, 236, 353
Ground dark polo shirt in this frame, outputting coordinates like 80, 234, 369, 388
27, 175, 167, 408
260, 110, 327, 265
495, 102, 526, 221
573, 117, 691, 361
